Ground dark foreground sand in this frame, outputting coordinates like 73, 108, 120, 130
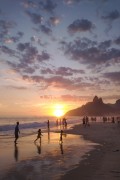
61, 122, 120, 180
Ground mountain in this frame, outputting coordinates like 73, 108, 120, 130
65, 96, 120, 116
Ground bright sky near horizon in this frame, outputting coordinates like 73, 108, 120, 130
0, 0, 120, 117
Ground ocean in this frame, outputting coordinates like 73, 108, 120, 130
0, 116, 81, 138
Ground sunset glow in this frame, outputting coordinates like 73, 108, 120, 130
0, 0, 120, 117
53, 104, 64, 117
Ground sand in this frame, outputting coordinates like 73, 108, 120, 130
61, 122, 120, 180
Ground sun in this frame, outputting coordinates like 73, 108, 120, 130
53, 104, 64, 117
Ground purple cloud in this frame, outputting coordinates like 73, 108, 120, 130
39, 0, 57, 14
103, 71, 120, 83
68, 19, 95, 34
60, 37, 120, 68
41, 66, 85, 76
102, 10, 120, 21
26, 11, 43, 24
40, 25, 52, 35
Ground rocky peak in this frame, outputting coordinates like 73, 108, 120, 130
115, 99, 120, 106
93, 96, 103, 104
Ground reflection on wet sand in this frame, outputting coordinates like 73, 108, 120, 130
48, 128, 50, 144
60, 143, 64, 154
14, 144, 19, 161
34, 140, 42, 154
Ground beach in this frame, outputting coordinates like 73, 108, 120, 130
0, 124, 96, 180
0, 120, 120, 180
61, 121, 120, 180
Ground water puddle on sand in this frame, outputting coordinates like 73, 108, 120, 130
0, 132, 98, 180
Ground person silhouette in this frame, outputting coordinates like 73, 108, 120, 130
14, 121, 20, 144
47, 120, 50, 129
34, 129, 43, 142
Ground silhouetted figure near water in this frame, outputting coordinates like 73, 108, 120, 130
34, 129, 43, 142
14, 143, 19, 161
111, 117, 115, 123
47, 120, 50, 129
82, 117, 86, 126
82, 116, 90, 127
14, 121, 20, 144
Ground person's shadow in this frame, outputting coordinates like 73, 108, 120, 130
14, 143, 19, 161
34, 140, 42, 154
60, 143, 64, 154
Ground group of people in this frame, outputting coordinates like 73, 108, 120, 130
56, 117, 67, 128
14, 120, 64, 145
82, 116, 90, 127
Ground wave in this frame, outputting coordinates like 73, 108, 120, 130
0, 121, 52, 132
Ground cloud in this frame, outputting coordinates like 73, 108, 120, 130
49, 16, 61, 26
103, 71, 120, 83
5, 85, 28, 90
102, 10, 120, 21
40, 25, 52, 35
64, 0, 83, 5
22, 0, 37, 9
4, 32, 24, 44
17, 42, 30, 51
64, 0, 109, 5
60, 37, 120, 68
67, 19, 95, 34
39, 0, 57, 14
22, 74, 95, 91
26, 11, 43, 24
40, 94, 92, 103
41, 67, 85, 76
37, 51, 51, 61
5, 43, 51, 75
114, 37, 120, 45
0, 45, 16, 57
26, 11, 52, 35
101, 10, 120, 33
98, 40, 111, 50
0, 19, 17, 43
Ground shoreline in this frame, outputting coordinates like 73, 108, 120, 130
60, 122, 120, 180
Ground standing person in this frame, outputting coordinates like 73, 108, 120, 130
14, 121, 20, 144
34, 129, 43, 142
47, 120, 50, 129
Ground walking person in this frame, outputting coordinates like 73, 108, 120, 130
14, 121, 20, 144
34, 129, 43, 143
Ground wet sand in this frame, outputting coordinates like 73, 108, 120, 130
61, 122, 120, 180
0, 130, 96, 180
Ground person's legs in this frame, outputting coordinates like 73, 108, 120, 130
14, 135, 18, 143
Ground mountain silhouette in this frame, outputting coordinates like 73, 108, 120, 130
65, 96, 120, 116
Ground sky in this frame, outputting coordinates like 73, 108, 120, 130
0, 0, 120, 117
